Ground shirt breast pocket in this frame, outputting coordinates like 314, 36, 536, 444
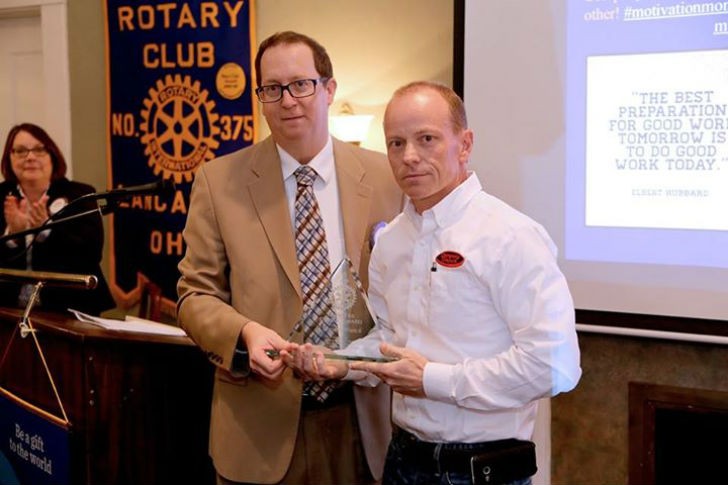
428, 265, 486, 332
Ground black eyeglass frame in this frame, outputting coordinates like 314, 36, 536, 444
255, 77, 329, 103
10, 146, 49, 158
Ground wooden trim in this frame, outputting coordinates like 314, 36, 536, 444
628, 382, 728, 485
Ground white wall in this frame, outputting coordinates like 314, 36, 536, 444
0, 0, 71, 178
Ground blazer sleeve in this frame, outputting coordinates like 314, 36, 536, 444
177, 165, 251, 370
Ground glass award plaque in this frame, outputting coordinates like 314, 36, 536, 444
330, 257, 375, 347
327, 257, 394, 362
266, 257, 394, 362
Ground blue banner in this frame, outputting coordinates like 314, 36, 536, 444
104, 1, 257, 314
0, 393, 70, 485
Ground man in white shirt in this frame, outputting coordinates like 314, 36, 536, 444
286, 81, 581, 485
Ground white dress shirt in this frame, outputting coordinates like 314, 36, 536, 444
346, 172, 581, 443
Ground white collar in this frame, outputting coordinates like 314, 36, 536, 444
404, 171, 482, 227
278, 137, 335, 183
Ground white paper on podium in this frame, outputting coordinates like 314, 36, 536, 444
68, 309, 187, 337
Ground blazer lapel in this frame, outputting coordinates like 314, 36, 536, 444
247, 139, 302, 299
333, 139, 373, 272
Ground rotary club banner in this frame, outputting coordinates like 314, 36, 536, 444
103, 1, 257, 315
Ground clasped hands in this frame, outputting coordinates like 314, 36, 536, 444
241, 321, 427, 397
4, 194, 50, 234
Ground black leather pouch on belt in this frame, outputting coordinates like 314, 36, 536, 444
468, 439, 537, 485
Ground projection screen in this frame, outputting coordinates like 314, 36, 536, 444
458, 0, 728, 341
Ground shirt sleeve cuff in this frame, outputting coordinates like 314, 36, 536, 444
35, 229, 51, 242
3, 227, 18, 248
231, 345, 251, 377
422, 362, 455, 401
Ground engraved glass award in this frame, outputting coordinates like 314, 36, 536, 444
330, 257, 376, 347
326, 257, 393, 362
266, 257, 393, 362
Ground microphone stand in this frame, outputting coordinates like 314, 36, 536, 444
0, 200, 119, 245
19, 282, 43, 338
0, 193, 112, 335
0, 178, 172, 244
0, 267, 98, 338
0, 267, 86, 425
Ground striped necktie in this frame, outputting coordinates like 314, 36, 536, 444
294, 165, 339, 401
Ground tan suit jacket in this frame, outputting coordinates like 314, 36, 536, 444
177, 137, 402, 483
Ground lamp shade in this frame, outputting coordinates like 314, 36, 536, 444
329, 102, 374, 145
329, 114, 374, 144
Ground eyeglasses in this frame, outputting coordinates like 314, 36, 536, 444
11, 146, 48, 158
255, 78, 329, 103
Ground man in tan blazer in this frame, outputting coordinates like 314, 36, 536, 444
177, 31, 402, 485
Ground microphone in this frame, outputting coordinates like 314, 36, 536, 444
0, 179, 176, 249
94, 179, 175, 201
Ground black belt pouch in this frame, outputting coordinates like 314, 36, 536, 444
469, 439, 537, 484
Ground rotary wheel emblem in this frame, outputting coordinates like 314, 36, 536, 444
140, 74, 220, 183
333, 280, 358, 312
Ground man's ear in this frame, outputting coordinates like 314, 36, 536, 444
325, 78, 338, 105
459, 129, 474, 163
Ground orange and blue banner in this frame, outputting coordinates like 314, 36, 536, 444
103, 1, 257, 314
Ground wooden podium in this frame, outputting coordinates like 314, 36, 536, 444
0, 307, 215, 485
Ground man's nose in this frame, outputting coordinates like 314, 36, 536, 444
279, 87, 298, 107
402, 143, 419, 165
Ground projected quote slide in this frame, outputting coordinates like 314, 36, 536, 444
566, 0, 728, 267
586, 51, 728, 230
